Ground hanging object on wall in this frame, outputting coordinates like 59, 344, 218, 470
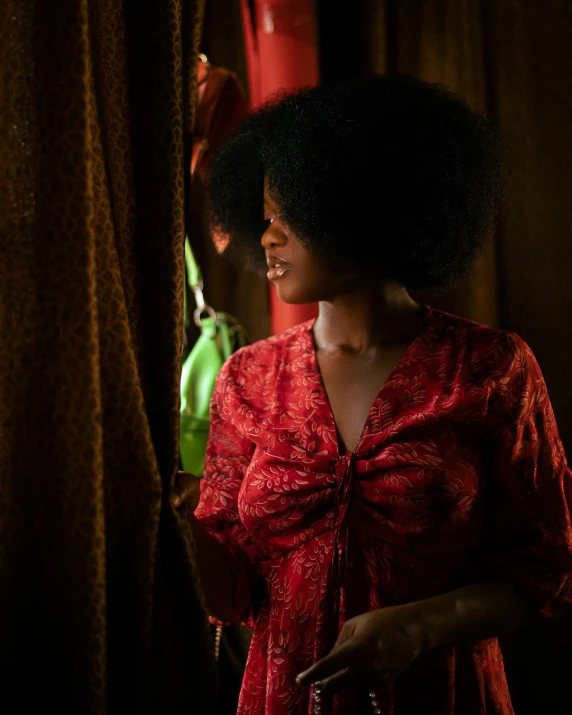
186, 48, 270, 343
182, 54, 251, 476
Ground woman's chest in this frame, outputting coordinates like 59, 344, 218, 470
315, 346, 414, 455
238, 424, 487, 548
231, 332, 491, 545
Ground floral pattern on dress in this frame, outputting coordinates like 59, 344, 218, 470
195, 307, 572, 715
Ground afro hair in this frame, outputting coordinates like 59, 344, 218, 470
206, 74, 503, 291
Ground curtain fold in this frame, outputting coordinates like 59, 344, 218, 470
0, 2, 215, 713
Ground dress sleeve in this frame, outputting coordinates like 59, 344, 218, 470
194, 357, 262, 628
484, 333, 572, 617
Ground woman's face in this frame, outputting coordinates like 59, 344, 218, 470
261, 185, 359, 304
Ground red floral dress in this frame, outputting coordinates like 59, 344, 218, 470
195, 307, 572, 715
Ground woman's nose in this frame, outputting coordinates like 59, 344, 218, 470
261, 226, 287, 251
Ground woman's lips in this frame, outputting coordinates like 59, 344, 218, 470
266, 256, 292, 281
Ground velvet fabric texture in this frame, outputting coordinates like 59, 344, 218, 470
0, 2, 215, 713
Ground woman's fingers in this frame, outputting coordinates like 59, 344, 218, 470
296, 642, 356, 686
171, 471, 200, 509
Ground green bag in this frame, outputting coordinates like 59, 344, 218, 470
180, 237, 248, 476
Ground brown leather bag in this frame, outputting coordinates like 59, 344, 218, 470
191, 54, 249, 183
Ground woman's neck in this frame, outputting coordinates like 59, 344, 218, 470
313, 281, 424, 353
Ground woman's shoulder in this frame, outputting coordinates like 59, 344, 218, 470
427, 306, 535, 381
214, 321, 317, 434
218, 320, 314, 386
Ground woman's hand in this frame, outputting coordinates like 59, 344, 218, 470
296, 605, 425, 695
171, 470, 201, 511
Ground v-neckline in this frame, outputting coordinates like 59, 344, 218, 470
307, 305, 431, 458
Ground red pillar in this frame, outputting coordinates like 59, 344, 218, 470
242, 0, 319, 334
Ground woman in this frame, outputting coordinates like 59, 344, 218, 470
173, 76, 572, 714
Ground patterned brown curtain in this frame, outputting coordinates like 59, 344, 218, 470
318, 1, 572, 712
0, 2, 215, 714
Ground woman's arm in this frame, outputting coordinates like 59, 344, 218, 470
414, 576, 534, 651
296, 577, 533, 692
172, 471, 236, 622
187, 511, 236, 622
174, 354, 263, 627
